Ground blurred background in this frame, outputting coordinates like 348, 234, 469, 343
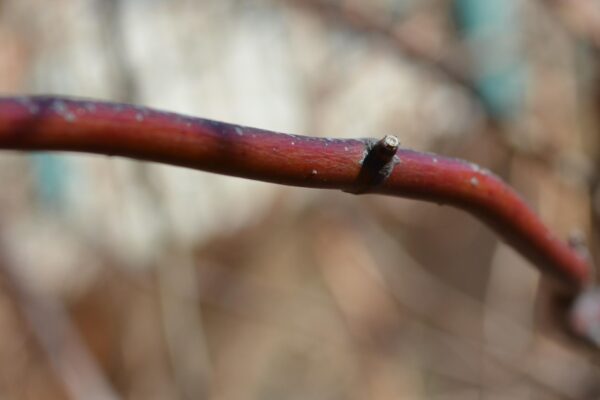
0, 0, 599, 398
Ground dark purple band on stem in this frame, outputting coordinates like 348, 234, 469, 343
0, 96, 592, 291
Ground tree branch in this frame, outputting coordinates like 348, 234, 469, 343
0, 96, 592, 292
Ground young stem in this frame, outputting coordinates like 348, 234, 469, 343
0, 96, 592, 292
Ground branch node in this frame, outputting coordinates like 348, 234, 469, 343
345, 134, 400, 194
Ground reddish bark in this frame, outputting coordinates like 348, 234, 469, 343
0, 96, 592, 291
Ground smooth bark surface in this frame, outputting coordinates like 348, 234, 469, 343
0, 96, 592, 291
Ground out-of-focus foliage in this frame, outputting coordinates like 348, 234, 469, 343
0, 0, 598, 398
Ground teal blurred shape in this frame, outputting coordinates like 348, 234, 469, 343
30, 153, 71, 211
452, 0, 527, 119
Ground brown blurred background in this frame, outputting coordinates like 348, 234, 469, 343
0, 0, 599, 398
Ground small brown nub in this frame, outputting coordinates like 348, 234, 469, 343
347, 134, 400, 194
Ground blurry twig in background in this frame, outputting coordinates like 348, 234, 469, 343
286, 0, 481, 108
156, 250, 212, 400
312, 207, 600, 397
148, 174, 213, 400
541, 0, 600, 209
0, 246, 120, 400
543, 0, 600, 51
111, 164, 213, 399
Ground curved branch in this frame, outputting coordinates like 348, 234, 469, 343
0, 96, 592, 291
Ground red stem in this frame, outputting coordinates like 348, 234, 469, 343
0, 96, 592, 291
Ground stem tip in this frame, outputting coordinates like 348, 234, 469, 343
380, 135, 399, 154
